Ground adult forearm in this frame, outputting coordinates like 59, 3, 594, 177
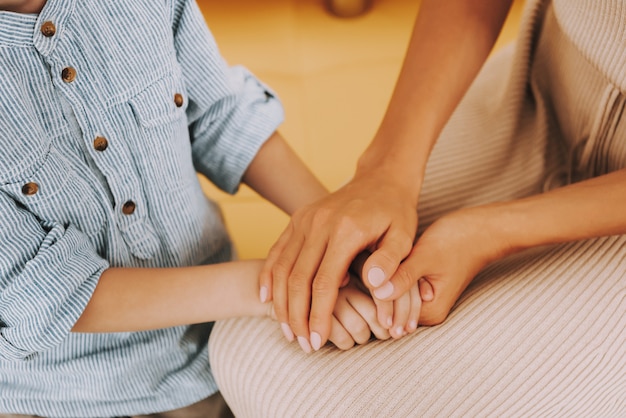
484, 169, 626, 256
243, 131, 328, 215
358, 0, 513, 198
72, 260, 268, 333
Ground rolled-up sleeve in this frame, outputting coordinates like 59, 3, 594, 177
172, 0, 285, 194
0, 193, 108, 361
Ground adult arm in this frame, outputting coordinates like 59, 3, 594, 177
375, 168, 626, 325
262, 0, 514, 349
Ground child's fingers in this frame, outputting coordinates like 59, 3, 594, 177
344, 290, 390, 341
374, 297, 394, 331
391, 292, 410, 339
333, 295, 372, 345
328, 316, 356, 350
406, 284, 421, 333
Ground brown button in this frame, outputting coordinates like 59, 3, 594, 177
41, 21, 56, 37
174, 93, 184, 108
22, 182, 39, 196
61, 67, 76, 83
93, 136, 108, 151
122, 200, 136, 215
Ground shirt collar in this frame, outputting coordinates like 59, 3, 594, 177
0, 0, 76, 50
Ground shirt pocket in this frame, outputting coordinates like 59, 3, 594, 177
0, 144, 107, 238
127, 75, 197, 191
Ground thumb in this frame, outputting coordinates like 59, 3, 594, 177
418, 277, 434, 301
362, 226, 414, 289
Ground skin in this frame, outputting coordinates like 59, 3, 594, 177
261, 0, 516, 351
2, 0, 391, 349
381, 169, 626, 326
73, 132, 326, 332
73, 132, 387, 350
0, 0, 47, 13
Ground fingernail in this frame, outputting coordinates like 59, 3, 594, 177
310, 332, 322, 351
395, 326, 404, 336
297, 336, 312, 353
368, 266, 386, 287
386, 317, 393, 328
281, 323, 295, 342
259, 286, 268, 303
408, 320, 418, 331
373, 282, 394, 299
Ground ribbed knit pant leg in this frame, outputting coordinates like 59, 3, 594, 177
208, 1, 626, 417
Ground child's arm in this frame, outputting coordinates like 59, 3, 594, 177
242, 131, 328, 215
72, 260, 268, 333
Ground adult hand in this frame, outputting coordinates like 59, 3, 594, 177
259, 170, 419, 350
372, 206, 510, 325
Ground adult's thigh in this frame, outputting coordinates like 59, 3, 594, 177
210, 235, 625, 417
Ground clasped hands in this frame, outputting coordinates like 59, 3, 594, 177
259, 172, 505, 352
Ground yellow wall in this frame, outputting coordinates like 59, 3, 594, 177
196, 0, 526, 259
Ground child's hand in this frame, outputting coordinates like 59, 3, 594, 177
328, 280, 391, 350
353, 253, 426, 340
377, 281, 425, 339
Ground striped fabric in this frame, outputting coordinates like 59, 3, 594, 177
0, 0, 282, 416
209, 1, 626, 416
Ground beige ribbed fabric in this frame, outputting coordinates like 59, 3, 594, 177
209, 1, 626, 416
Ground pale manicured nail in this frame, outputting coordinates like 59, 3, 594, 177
297, 336, 312, 353
259, 286, 268, 303
408, 320, 418, 331
386, 317, 393, 328
373, 282, 394, 299
310, 332, 322, 351
368, 266, 386, 287
395, 326, 404, 336
281, 323, 295, 342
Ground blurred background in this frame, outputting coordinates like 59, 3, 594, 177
196, 0, 526, 259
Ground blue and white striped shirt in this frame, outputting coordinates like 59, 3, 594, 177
0, 0, 283, 416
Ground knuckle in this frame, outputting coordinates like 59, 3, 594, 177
311, 274, 337, 295
353, 328, 372, 345
344, 318, 369, 338
336, 217, 366, 242
311, 207, 332, 227
266, 243, 283, 260
335, 336, 355, 351
271, 260, 292, 282
287, 273, 312, 294
394, 266, 417, 289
